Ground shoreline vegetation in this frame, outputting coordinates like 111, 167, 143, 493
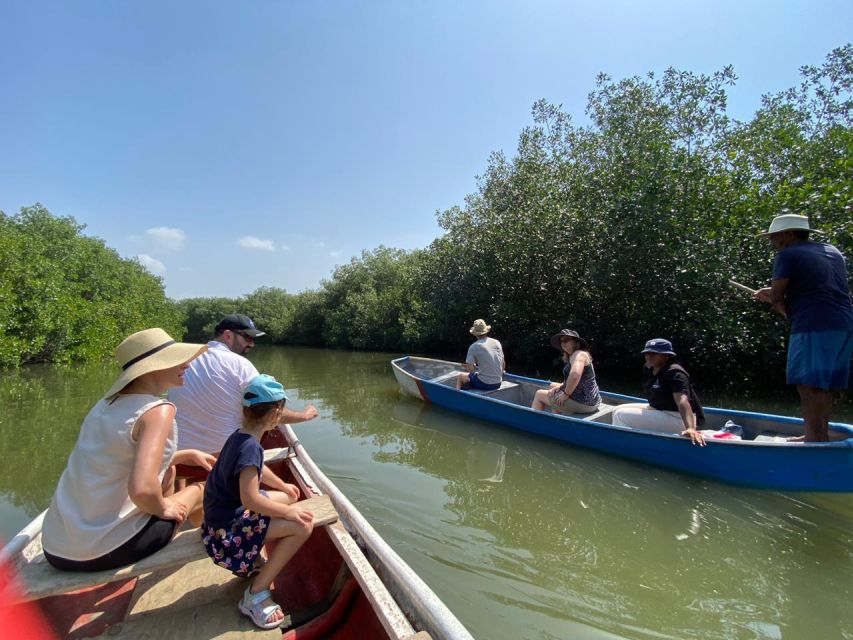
1, 46, 850, 394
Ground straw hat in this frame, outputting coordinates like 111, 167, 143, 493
103, 328, 208, 400
756, 214, 824, 237
469, 319, 491, 336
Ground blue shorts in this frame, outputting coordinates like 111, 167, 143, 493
787, 330, 853, 389
201, 507, 271, 577
469, 371, 501, 391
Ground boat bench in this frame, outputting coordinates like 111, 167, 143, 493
13, 494, 338, 603
10, 449, 340, 604
429, 371, 519, 395
579, 403, 615, 423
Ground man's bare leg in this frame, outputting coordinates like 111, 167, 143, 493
797, 385, 832, 442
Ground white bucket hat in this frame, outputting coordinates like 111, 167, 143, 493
103, 328, 208, 400
756, 214, 824, 237
469, 319, 491, 336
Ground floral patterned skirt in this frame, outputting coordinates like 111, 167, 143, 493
201, 509, 271, 577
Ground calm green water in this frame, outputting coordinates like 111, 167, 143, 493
2, 346, 852, 640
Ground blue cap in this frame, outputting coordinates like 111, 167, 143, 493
242, 374, 288, 406
641, 338, 676, 356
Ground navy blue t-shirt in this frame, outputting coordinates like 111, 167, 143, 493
773, 241, 853, 333
203, 430, 264, 530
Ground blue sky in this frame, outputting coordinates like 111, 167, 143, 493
1, 1, 850, 299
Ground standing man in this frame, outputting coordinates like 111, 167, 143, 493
456, 318, 506, 391
170, 314, 318, 486
754, 214, 853, 441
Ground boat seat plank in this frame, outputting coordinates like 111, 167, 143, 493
580, 403, 615, 422
470, 380, 519, 395
429, 371, 460, 384
14, 494, 337, 603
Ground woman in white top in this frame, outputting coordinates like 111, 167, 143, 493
42, 328, 215, 571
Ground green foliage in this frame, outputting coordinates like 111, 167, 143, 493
0, 204, 184, 366
8, 47, 851, 394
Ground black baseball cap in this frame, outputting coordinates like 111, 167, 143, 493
214, 314, 266, 338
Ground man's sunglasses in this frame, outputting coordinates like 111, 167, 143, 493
234, 330, 254, 342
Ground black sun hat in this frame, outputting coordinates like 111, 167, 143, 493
549, 329, 588, 351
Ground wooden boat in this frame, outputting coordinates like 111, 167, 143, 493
392, 356, 853, 492
0, 423, 473, 640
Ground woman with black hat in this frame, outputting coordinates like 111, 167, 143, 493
531, 329, 601, 414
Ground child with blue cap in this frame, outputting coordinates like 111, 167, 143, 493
201, 374, 315, 629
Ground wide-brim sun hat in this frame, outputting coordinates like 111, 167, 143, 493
641, 338, 676, 356
756, 214, 824, 237
469, 319, 491, 336
549, 329, 588, 351
103, 328, 208, 400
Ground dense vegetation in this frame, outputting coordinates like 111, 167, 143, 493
0, 205, 183, 367
3, 46, 851, 391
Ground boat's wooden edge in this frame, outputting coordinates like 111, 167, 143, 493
324, 519, 416, 639
6, 494, 337, 604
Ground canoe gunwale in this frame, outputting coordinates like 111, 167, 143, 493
281, 423, 475, 640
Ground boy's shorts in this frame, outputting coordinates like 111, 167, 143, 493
787, 330, 853, 389
469, 371, 501, 391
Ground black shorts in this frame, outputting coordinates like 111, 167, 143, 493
44, 516, 178, 572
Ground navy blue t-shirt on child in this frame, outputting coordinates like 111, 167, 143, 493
203, 430, 264, 530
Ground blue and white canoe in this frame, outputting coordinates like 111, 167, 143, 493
391, 356, 853, 492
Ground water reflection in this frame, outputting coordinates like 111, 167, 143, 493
0, 362, 115, 521
373, 397, 853, 640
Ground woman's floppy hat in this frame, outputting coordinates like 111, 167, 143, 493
549, 329, 588, 351
104, 328, 207, 400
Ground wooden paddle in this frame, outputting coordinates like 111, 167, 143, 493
728, 280, 758, 295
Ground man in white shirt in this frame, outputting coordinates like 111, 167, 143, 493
170, 314, 318, 490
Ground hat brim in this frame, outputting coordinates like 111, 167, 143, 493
103, 342, 208, 400
243, 329, 266, 337
756, 227, 824, 238
550, 333, 588, 351
641, 349, 676, 356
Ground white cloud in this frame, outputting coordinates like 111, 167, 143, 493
280, 244, 292, 252
239, 236, 275, 252
329, 251, 341, 257
146, 227, 186, 251
137, 254, 166, 276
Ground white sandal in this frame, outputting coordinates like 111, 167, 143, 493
238, 586, 282, 629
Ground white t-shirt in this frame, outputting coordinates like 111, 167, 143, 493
42, 395, 175, 561
168, 341, 259, 453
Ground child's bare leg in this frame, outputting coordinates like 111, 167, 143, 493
249, 517, 314, 622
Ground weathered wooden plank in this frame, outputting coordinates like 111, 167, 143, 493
15, 494, 337, 602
